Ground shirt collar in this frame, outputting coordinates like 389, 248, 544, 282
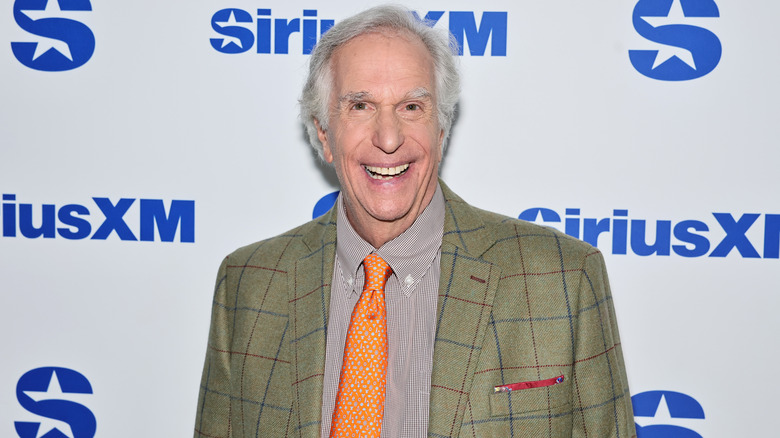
335, 183, 445, 297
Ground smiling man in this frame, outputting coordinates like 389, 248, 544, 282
194, 5, 635, 438
316, 30, 442, 249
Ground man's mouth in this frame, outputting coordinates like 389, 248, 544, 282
364, 164, 410, 180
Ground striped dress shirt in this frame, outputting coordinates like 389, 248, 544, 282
320, 184, 445, 438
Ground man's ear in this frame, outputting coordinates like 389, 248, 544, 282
314, 118, 333, 163
438, 129, 445, 161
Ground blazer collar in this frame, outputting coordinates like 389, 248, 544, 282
439, 179, 497, 258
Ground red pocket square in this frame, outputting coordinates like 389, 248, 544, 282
494, 375, 565, 393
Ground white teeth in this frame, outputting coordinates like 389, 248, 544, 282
364, 164, 409, 179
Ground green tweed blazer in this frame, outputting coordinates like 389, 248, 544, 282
194, 182, 636, 437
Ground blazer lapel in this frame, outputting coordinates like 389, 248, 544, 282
428, 182, 501, 437
288, 208, 337, 437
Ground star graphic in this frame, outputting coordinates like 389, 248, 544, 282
639, 0, 718, 70
21, 370, 94, 438
214, 10, 246, 49
22, 371, 76, 438
634, 394, 704, 430
19, 0, 90, 61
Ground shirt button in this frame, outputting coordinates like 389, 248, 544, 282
347, 277, 353, 286
404, 274, 414, 287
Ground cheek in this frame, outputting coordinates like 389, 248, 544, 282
326, 139, 351, 176
332, 130, 364, 160
420, 128, 443, 162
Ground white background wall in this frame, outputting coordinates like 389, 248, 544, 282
1, 1, 778, 436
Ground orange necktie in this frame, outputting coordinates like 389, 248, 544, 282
329, 253, 392, 438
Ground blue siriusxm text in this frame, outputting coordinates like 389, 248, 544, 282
211, 9, 507, 56
519, 208, 779, 259
1, 194, 195, 243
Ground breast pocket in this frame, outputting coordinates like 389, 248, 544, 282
489, 375, 570, 417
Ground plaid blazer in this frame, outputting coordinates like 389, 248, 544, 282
194, 182, 636, 437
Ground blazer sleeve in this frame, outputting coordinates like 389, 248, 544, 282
194, 256, 233, 438
571, 249, 636, 438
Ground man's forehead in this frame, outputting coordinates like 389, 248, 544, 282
328, 31, 435, 95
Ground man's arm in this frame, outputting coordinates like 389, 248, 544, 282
194, 257, 233, 438
571, 249, 636, 438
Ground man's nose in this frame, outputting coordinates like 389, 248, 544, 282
372, 109, 404, 153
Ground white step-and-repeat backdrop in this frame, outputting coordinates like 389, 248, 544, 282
2, 0, 778, 436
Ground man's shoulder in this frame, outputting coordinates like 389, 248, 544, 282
441, 181, 596, 260
464, 202, 599, 262
225, 214, 336, 267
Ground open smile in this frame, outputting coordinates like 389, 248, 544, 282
363, 164, 410, 180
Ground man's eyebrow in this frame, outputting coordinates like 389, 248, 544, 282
338, 91, 372, 104
405, 87, 432, 100
336, 88, 432, 105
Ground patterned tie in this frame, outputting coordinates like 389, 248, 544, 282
330, 253, 392, 438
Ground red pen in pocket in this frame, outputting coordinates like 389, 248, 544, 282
494, 375, 565, 393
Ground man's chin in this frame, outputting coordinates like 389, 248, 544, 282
364, 205, 414, 225
350, 201, 417, 227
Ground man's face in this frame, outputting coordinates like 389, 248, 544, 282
316, 31, 443, 246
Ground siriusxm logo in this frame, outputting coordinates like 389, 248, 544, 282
628, 0, 722, 81
11, 0, 95, 72
520, 208, 780, 259
15, 367, 96, 438
1, 194, 195, 242
211, 8, 333, 55
211, 8, 507, 56
629, 0, 721, 81
632, 390, 704, 437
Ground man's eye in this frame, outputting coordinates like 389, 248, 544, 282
405, 103, 419, 111
352, 102, 366, 110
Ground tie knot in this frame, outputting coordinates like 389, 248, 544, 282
362, 253, 392, 290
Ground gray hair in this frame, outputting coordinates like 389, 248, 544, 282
300, 5, 461, 159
